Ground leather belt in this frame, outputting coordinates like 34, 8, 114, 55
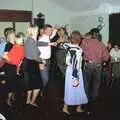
42, 59, 50, 64
85, 60, 101, 65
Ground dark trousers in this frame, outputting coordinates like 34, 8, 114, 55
83, 62, 102, 102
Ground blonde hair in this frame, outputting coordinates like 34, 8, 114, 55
26, 25, 38, 40
56, 27, 69, 43
15, 36, 24, 45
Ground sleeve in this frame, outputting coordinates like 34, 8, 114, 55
102, 44, 110, 62
118, 50, 120, 58
4, 42, 13, 52
0, 42, 6, 58
3, 43, 13, 61
72, 49, 82, 80
76, 49, 83, 69
50, 29, 58, 39
32, 51, 42, 63
66, 51, 71, 65
37, 41, 49, 46
80, 39, 85, 50
32, 42, 42, 63
51, 33, 60, 42
4, 43, 10, 52
109, 49, 114, 58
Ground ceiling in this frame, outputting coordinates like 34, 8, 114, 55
49, 0, 120, 12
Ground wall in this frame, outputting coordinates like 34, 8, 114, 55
33, 0, 70, 26
0, 0, 70, 25
70, 3, 120, 45
71, 14, 109, 44
1, 0, 120, 42
70, 4, 111, 44
0, 22, 13, 37
0, 0, 32, 11
0, 0, 71, 36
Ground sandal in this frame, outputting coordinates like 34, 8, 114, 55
6, 99, 12, 106
30, 103, 39, 108
62, 107, 70, 115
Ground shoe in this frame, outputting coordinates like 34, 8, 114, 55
26, 100, 30, 105
62, 107, 70, 115
11, 93, 15, 102
6, 98, 12, 106
30, 103, 39, 108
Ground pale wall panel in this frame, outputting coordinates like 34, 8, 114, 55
0, 22, 13, 37
15, 22, 30, 36
71, 14, 109, 45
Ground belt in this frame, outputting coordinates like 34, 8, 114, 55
42, 59, 50, 64
43, 59, 50, 61
85, 60, 101, 65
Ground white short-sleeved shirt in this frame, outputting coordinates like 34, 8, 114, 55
110, 48, 120, 59
38, 35, 51, 59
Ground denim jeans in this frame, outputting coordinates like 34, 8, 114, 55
40, 63, 50, 91
83, 62, 102, 102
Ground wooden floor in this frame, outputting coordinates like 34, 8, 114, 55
0, 67, 120, 120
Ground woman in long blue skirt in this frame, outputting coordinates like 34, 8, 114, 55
61, 31, 88, 114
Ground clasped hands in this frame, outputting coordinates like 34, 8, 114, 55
49, 42, 58, 46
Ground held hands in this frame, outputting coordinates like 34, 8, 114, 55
49, 42, 58, 46
73, 79, 79, 87
39, 63, 45, 70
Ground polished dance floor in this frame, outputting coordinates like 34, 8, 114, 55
0, 67, 120, 120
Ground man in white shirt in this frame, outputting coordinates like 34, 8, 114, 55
110, 44, 120, 62
110, 44, 120, 81
38, 24, 53, 95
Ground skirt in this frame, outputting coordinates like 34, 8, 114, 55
23, 58, 41, 90
64, 66, 88, 105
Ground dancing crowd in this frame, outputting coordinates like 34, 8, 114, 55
0, 24, 120, 116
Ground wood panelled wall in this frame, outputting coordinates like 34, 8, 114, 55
0, 9, 32, 22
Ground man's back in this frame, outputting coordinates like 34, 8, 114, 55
81, 38, 109, 63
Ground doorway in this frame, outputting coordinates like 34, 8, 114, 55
109, 13, 120, 46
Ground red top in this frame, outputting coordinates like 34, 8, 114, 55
81, 38, 109, 63
7, 44, 24, 66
